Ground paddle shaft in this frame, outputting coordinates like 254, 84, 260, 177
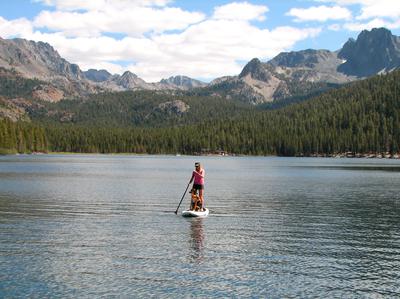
175, 180, 191, 214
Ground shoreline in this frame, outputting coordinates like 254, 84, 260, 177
2, 151, 400, 159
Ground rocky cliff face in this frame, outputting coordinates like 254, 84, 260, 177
111, 71, 154, 90
160, 75, 207, 89
270, 49, 334, 68
1, 28, 399, 106
0, 37, 98, 98
338, 28, 400, 77
210, 28, 400, 104
83, 69, 112, 82
84, 70, 206, 91
209, 51, 351, 104
239, 58, 272, 81
0, 38, 84, 80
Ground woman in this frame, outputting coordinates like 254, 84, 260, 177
190, 162, 205, 211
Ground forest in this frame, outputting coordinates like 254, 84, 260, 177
1, 69, 399, 156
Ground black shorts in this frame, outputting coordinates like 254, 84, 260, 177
193, 184, 204, 190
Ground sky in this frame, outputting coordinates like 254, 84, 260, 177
0, 0, 399, 82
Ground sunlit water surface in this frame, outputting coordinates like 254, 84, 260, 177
1, 155, 400, 298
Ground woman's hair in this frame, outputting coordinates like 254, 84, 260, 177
195, 162, 200, 167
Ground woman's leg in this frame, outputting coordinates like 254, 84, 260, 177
199, 189, 204, 210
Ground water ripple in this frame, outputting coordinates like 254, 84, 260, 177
1, 155, 400, 297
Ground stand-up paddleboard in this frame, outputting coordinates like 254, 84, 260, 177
182, 208, 209, 217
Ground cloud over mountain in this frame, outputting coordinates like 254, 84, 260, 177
314, 0, 400, 31
287, 5, 352, 22
1, 1, 399, 82
0, 1, 323, 82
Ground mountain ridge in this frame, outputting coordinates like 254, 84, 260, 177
0, 27, 399, 106
209, 27, 400, 103
2, 68, 400, 156
338, 27, 400, 77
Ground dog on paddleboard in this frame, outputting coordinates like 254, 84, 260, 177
190, 188, 203, 211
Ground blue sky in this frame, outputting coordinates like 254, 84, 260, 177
0, 0, 399, 82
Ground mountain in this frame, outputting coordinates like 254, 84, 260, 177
1, 27, 400, 107
208, 54, 349, 105
210, 28, 400, 104
83, 69, 112, 82
338, 27, 400, 77
3, 68, 400, 156
83, 70, 205, 91
107, 71, 155, 90
95, 73, 206, 91
83, 69, 155, 90
208, 50, 353, 104
159, 75, 207, 89
0, 37, 98, 100
269, 49, 347, 81
0, 37, 83, 80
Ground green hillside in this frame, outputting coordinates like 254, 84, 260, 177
0, 67, 42, 99
1, 69, 400, 156
33, 90, 253, 127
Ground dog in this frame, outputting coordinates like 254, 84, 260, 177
190, 188, 203, 211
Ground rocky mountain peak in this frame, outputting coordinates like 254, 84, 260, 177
239, 58, 261, 76
83, 69, 112, 82
239, 58, 271, 82
338, 27, 400, 77
0, 37, 84, 81
160, 75, 206, 89
111, 71, 149, 89
269, 49, 335, 68
359, 27, 393, 42
121, 71, 138, 79
1, 27, 400, 106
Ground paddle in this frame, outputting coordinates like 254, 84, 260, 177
174, 180, 191, 214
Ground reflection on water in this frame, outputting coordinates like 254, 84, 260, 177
188, 218, 205, 263
1, 155, 400, 297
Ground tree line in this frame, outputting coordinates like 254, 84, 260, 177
0, 118, 48, 154
1, 69, 400, 156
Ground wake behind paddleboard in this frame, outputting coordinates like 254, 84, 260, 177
182, 208, 209, 217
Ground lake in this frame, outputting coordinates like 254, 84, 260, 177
1, 155, 400, 298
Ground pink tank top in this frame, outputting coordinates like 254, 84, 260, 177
193, 169, 205, 185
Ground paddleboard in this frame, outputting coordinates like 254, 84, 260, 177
182, 208, 209, 217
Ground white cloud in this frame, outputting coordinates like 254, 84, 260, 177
315, 0, 400, 30
315, 0, 400, 20
26, 20, 321, 82
33, 4, 205, 37
2, 1, 322, 82
356, 0, 400, 20
315, 0, 372, 4
133, 20, 321, 81
287, 5, 352, 22
213, 2, 268, 21
344, 18, 400, 31
0, 17, 33, 38
344, 18, 387, 31
34, 0, 172, 11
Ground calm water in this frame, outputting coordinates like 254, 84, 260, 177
1, 155, 400, 298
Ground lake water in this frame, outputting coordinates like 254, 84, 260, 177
1, 155, 400, 298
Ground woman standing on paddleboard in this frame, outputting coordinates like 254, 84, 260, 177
190, 162, 205, 211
